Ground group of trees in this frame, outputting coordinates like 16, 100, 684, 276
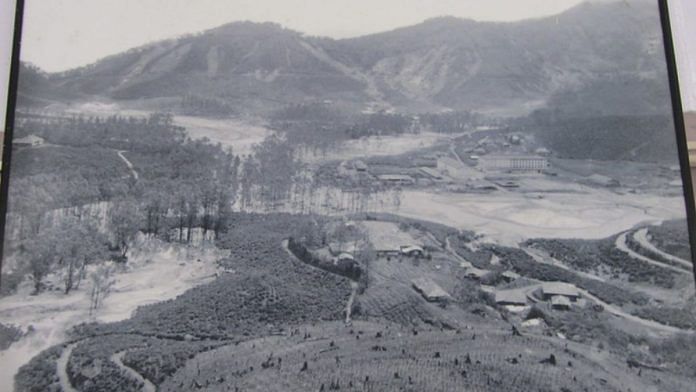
21, 217, 109, 295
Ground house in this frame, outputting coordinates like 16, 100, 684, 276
585, 174, 620, 188
413, 157, 438, 168
400, 245, 424, 257
13, 135, 44, 147
535, 147, 551, 156
541, 282, 580, 302
420, 167, 443, 180
464, 267, 492, 281
494, 290, 528, 306
501, 271, 520, 283
377, 174, 415, 186
551, 295, 572, 310
411, 278, 450, 302
353, 160, 368, 172
337, 252, 355, 262
328, 242, 358, 255
479, 154, 549, 173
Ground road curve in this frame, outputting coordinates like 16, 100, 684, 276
633, 228, 693, 270
614, 232, 688, 275
110, 350, 156, 392
57, 343, 79, 392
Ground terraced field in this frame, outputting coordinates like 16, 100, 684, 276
161, 321, 693, 392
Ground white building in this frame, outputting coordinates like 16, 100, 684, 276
479, 154, 549, 172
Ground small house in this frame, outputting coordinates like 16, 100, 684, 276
377, 174, 415, 186
353, 160, 368, 172
411, 278, 450, 303
585, 174, 620, 188
465, 267, 492, 281
541, 282, 580, 302
400, 245, 424, 257
501, 271, 520, 283
337, 252, 355, 262
551, 295, 572, 311
13, 135, 44, 147
494, 290, 528, 306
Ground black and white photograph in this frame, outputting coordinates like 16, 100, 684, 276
1, 0, 695, 391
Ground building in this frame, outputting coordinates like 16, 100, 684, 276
337, 252, 355, 262
377, 174, 415, 186
501, 271, 520, 283
353, 160, 368, 172
541, 282, 580, 302
585, 174, 620, 188
551, 295, 572, 310
479, 154, 549, 173
411, 278, 450, 302
13, 135, 44, 147
420, 167, 443, 180
494, 290, 528, 306
400, 245, 424, 257
464, 267, 492, 281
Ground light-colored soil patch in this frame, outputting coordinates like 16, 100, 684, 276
0, 237, 225, 389
384, 189, 686, 245
363, 221, 420, 250
174, 116, 272, 157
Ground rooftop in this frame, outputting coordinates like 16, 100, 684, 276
541, 282, 579, 297
411, 278, 450, 299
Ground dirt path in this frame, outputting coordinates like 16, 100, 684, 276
576, 288, 685, 335
444, 235, 472, 268
345, 281, 358, 323
57, 343, 79, 392
110, 350, 156, 392
523, 246, 607, 282
117, 150, 139, 180
615, 232, 689, 274
633, 228, 693, 270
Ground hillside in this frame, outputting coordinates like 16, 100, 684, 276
20, 1, 670, 116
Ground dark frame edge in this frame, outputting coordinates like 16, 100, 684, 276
0, 0, 25, 286
658, 0, 696, 286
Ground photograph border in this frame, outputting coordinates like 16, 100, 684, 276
659, 0, 696, 285
0, 0, 25, 280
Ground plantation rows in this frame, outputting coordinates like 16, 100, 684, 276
17, 214, 354, 390
624, 230, 691, 272
526, 237, 677, 288
646, 220, 692, 261
161, 321, 625, 392
483, 244, 651, 306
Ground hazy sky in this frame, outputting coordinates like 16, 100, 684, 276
21, 0, 589, 72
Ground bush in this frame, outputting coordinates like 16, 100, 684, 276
0, 323, 23, 350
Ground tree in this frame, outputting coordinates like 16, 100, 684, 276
22, 233, 56, 295
109, 200, 140, 261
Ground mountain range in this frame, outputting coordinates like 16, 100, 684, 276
18, 0, 673, 118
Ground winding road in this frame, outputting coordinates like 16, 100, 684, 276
633, 228, 693, 270
111, 350, 156, 392
57, 343, 79, 392
614, 232, 688, 274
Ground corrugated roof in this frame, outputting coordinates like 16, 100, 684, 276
411, 278, 449, 299
494, 290, 527, 305
542, 282, 579, 297
551, 296, 572, 307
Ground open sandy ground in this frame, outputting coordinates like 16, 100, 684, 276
387, 189, 686, 246
0, 236, 225, 392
